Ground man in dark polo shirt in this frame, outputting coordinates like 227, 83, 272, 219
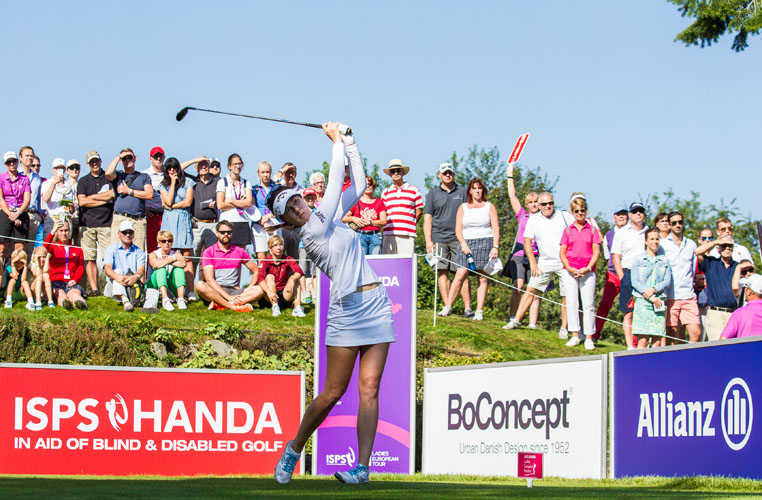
104, 148, 153, 250
77, 150, 115, 295
696, 235, 739, 341
423, 162, 472, 317
188, 156, 219, 296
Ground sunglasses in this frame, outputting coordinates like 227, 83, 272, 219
539, 201, 554, 207
630, 209, 645, 215
440, 171, 454, 176
68, 166, 80, 171
159, 239, 173, 244
218, 230, 232, 235
741, 267, 755, 276
122, 155, 134, 162
573, 209, 586, 214
152, 154, 165, 160
166, 165, 179, 170
31, 164, 41, 168
389, 168, 404, 174
5, 160, 18, 165
669, 219, 684, 226
700, 236, 713, 241
210, 164, 221, 168
121, 230, 134, 235
718, 244, 734, 250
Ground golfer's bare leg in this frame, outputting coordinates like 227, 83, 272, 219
291, 346, 359, 453
356, 342, 390, 466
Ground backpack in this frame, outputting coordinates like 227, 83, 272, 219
124, 272, 146, 308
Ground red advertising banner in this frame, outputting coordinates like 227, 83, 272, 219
0, 364, 304, 476
518, 452, 543, 479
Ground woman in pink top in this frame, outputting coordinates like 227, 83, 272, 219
559, 194, 601, 350
505, 163, 540, 327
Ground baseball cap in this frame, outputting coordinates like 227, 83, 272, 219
209, 157, 220, 165
740, 274, 762, 295
119, 220, 136, 233
3, 151, 17, 163
438, 162, 454, 174
302, 187, 317, 198
613, 203, 629, 214
86, 151, 100, 162
52, 158, 66, 169
150, 146, 165, 158
629, 201, 645, 212
66, 159, 80, 168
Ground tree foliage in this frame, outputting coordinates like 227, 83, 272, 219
669, 0, 762, 51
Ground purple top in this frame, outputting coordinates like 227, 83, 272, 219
0, 171, 32, 209
605, 228, 617, 273
514, 206, 538, 257
721, 300, 762, 339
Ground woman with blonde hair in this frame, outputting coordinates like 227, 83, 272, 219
30, 246, 54, 310
43, 219, 87, 310
4, 248, 34, 310
147, 230, 188, 311
559, 194, 602, 350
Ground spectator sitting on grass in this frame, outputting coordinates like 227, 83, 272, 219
29, 246, 53, 310
44, 219, 88, 310
147, 230, 188, 312
194, 220, 264, 312
104, 220, 146, 312
258, 235, 306, 317
4, 249, 34, 310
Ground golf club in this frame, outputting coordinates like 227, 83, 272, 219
176, 106, 351, 135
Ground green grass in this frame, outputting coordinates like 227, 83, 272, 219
1, 474, 760, 499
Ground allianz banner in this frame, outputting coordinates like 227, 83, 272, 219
0, 364, 304, 476
423, 356, 607, 479
611, 337, 761, 479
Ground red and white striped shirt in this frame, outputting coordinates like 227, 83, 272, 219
381, 182, 423, 236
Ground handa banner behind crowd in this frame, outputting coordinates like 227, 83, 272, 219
313, 255, 417, 475
0, 364, 304, 476
611, 337, 761, 479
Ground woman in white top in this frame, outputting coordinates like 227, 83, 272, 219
41, 159, 77, 238
442, 178, 499, 321
215, 154, 253, 248
272, 123, 394, 485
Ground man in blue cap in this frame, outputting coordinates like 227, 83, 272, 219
594, 203, 630, 338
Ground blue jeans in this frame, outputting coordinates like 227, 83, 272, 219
358, 231, 382, 255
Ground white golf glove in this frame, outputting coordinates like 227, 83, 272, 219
339, 124, 355, 145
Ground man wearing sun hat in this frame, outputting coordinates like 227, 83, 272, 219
380, 159, 422, 255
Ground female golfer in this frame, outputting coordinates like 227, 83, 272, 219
272, 122, 395, 485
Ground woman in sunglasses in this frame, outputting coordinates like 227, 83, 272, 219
147, 230, 188, 311
159, 157, 195, 295
270, 123, 394, 485
732, 259, 756, 307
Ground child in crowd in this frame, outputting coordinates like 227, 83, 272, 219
4, 249, 35, 310
258, 235, 306, 317
298, 188, 318, 304
30, 246, 54, 310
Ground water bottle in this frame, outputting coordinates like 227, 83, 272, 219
466, 253, 476, 272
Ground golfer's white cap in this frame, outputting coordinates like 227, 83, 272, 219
272, 188, 301, 218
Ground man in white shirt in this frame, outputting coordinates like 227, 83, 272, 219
708, 217, 753, 262
503, 192, 573, 335
611, 201, 648, 349
661, 211, 701, 344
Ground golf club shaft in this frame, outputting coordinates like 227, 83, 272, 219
185, 107, 323, 129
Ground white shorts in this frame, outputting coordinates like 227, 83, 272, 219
527, 266, 567, 296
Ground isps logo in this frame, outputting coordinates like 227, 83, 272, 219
326, 446, 355, 467
721, 378, 753, 451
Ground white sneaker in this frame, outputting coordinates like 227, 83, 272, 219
123, 302, 134, 312
274, 440, 300, 484
292, 306, 306, 318
473, 310, 483, 321
502, 319, 520, 330
584, 338, 595, 351
334, 464, 370, 484
558, 328, 569, 339
526, 324, 538, 330
25, 301, 36, 311
463, 308, 475, 318
186, 292, 197, 302
565, 336, 581, 347
4, 298, 11, 309
438, 306, 452, 317
162, 298, 175, 312
176, 298, 187, 310
272, 304, 281, 317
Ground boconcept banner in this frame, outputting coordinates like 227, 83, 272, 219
313, 255, 417, 475
0, 364, 304, 475
611, 337, 762, 479
423, 356, 607, 479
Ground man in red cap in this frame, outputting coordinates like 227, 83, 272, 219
143, 146, 165, 252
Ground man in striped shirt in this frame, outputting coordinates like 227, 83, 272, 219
381, 159, 423, 255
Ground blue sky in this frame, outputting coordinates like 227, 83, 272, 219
3, 1, 760, 221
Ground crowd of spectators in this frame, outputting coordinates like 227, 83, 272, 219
2, 145, 760, 347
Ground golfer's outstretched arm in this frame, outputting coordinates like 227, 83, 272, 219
336, 142, 366, 220
308, 123, 346, 236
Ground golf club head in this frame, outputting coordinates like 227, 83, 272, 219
176, 107, 191, 122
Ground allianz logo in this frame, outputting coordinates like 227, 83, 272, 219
636, 377, 753, 451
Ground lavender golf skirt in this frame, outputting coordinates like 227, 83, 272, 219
325, 284, 397, 347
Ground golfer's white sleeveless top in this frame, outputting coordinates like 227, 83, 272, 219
298, 142, 379, 302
